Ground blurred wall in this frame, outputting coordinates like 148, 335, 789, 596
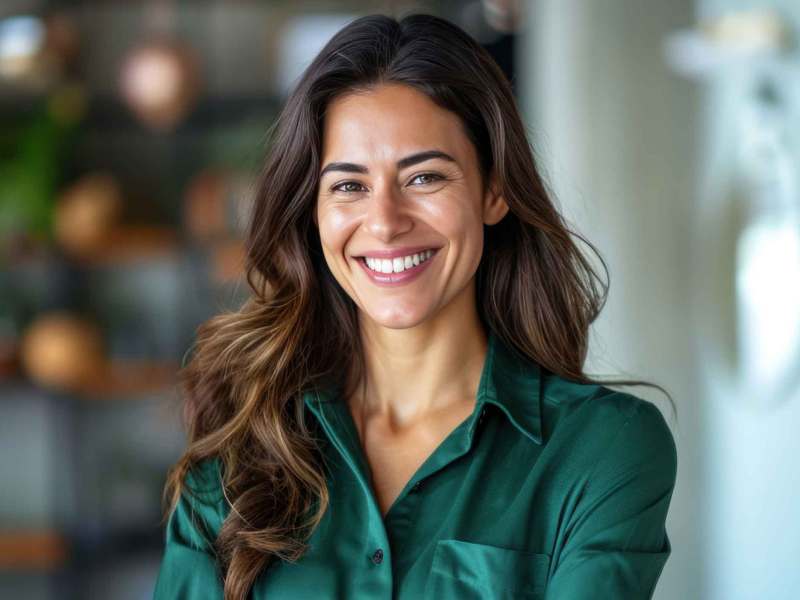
692, 2, 800, 599
519, 1, 701, 599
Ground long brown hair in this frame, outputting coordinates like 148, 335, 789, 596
161, 12, 678, 599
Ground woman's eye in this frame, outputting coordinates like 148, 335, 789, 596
331, 181, 366, 194
411, 172, 443, 186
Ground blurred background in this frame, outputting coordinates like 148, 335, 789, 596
0, 0, 797, 599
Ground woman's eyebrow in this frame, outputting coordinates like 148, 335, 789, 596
319, 149, 456, 178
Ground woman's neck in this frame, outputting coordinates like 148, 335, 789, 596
348, 317, 488, 433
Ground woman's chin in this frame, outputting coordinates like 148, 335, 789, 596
359, 304, 435, 330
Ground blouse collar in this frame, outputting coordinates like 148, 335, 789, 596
304, 329, 544, 446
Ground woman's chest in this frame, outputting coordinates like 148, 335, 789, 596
252, 413, 555, 599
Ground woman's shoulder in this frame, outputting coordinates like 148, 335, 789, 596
541, 375, 677, 479
542, 372, 672, 428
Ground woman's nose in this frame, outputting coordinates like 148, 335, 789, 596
362, 182, 413, 240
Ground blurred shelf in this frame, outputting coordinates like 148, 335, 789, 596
63, 226, 182, 268
0, 359, 180, 401
79, 359, 180, 399
0, 530, 68, 570
5, 233, 183, 271
0, 525, 165, 571
5, 232, 250, 272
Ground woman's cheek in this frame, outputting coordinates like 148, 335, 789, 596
319, 209, 349, 246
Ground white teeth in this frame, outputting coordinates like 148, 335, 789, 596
365, 249, 434, 273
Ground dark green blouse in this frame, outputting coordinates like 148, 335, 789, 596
153, 331, 677, 599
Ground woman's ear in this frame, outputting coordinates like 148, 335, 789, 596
483, 170, 509, 226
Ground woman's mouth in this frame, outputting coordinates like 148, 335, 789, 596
355, 248, 439, 286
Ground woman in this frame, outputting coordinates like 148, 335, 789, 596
154, 12, 678, 600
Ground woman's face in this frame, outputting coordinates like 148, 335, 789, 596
314, 82, 508, 330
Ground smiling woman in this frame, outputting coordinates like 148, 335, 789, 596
153, 12, 678, 600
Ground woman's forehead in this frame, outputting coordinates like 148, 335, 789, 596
320, 86, 469, 168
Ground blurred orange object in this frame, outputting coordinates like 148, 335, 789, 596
20, 311, 106, 393
54, 172, 124, 258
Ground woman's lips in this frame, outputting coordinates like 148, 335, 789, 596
356, 249, 438, 286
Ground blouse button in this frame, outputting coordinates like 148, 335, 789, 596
411, 481, 422, 493
371, 548, 384, 564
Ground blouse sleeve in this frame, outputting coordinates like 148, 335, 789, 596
544, 400, 678, 600
153, 458, 227, 600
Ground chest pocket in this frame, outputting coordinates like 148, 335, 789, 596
424, 539, 551, 599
